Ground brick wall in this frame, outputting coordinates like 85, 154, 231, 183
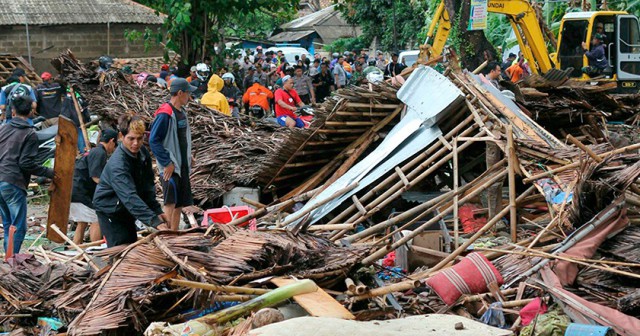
0, 23, 164, 72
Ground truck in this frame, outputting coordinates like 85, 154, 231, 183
423, 0, 640, 92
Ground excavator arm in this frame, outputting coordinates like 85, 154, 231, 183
420, 0, 555, 75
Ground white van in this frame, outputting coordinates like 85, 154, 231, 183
267, 46, 313, 64
399, 50, 420, 67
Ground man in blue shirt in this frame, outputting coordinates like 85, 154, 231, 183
0, 68, 37, 123
581, 33, 608, 77
150, 78, 196, 230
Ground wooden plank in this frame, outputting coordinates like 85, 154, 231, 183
47, 117, 78, 243
271, 278, 355, 320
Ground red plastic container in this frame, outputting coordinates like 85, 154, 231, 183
201, 206, 257, 230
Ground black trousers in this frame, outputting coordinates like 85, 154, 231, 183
97, 210, 138, 247
299, 94, 311, 104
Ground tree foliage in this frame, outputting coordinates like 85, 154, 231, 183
135, 0, 299, 65
325, 36, 368, 53
335, 0, 429, 52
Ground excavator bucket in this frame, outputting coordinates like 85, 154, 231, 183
522, 68, 573, 89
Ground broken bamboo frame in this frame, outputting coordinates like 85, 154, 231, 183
507, 125, 518, 242
50, 224, 99, 271
327, 113, 478, 226
522, 142, 640, 183
361, 170, 508, 264
453, 138, 460, 248
346, 159, 506, 244
279, 182, 358, 229
332, 125, 487, 240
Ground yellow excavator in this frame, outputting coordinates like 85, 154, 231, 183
421, 0, 640, 92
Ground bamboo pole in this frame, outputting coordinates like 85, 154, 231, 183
350, 161, 507, 244
169, 279, 271, 295
361, 170, 508, 264
50, 224, 99, 271
69, 87, 90, 152
327, 114, 477, 226
307, 224, 355, 231
416, 205, 512, 278
506, 125, 518, 242
566, 134, 603, 162
333, 128, 488, 240
453, 138, 459, 249
279, 183, 358, 228
523, 142, 640, 183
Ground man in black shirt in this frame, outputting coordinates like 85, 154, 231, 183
384, 53, 406, 77
313, 62, 335, 103
35, 72, 64, 121
69, 129, 118, 244
93, 116, 168, 247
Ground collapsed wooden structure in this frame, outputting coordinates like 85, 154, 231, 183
1, 50, 640, 334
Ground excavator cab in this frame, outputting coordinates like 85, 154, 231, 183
556, 11, 640, 91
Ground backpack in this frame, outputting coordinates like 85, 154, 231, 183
4, 83, 30, 117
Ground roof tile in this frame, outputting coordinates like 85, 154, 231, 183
0, 0, 165, 26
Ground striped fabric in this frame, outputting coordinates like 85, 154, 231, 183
427, 252, 504, 306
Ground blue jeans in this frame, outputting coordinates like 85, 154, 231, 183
0, 182, 27, 254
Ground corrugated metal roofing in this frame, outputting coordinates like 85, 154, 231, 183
0, 0, 165, 26
280, 5, 337, 30
269, 30, 316, 42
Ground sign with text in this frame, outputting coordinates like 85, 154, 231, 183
468, 0, 488, 31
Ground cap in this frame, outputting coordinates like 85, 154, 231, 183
257, 45, 263, 50
100, 129, 119, 143
190, 66, 197, 72
509, 53, 517, 58
41, 72, 52, 81
282, 75, 292, 83
12, 68, 26, 77
161, 64, 169, 71
594, 33, 605, 41
170, 78, 197, 94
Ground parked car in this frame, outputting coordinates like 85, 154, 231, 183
399, 50, 420, 67
267, 46, 312, 63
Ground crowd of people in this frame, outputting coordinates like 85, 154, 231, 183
137, 47, 409, 129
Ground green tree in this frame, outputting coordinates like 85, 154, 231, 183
136, 0, 299, 65
336, 0, 429, 52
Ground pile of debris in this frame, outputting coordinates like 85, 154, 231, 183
1, 50, 640, 335
52, 50, 311, 204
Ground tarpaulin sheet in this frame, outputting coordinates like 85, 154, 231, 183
540, 267, 640, 336
554, 207, 629, 286
284, 66, 463, 227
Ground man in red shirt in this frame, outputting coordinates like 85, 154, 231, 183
274, 75, 305, 128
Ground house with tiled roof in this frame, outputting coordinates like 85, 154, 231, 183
0, 0, 165, 71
